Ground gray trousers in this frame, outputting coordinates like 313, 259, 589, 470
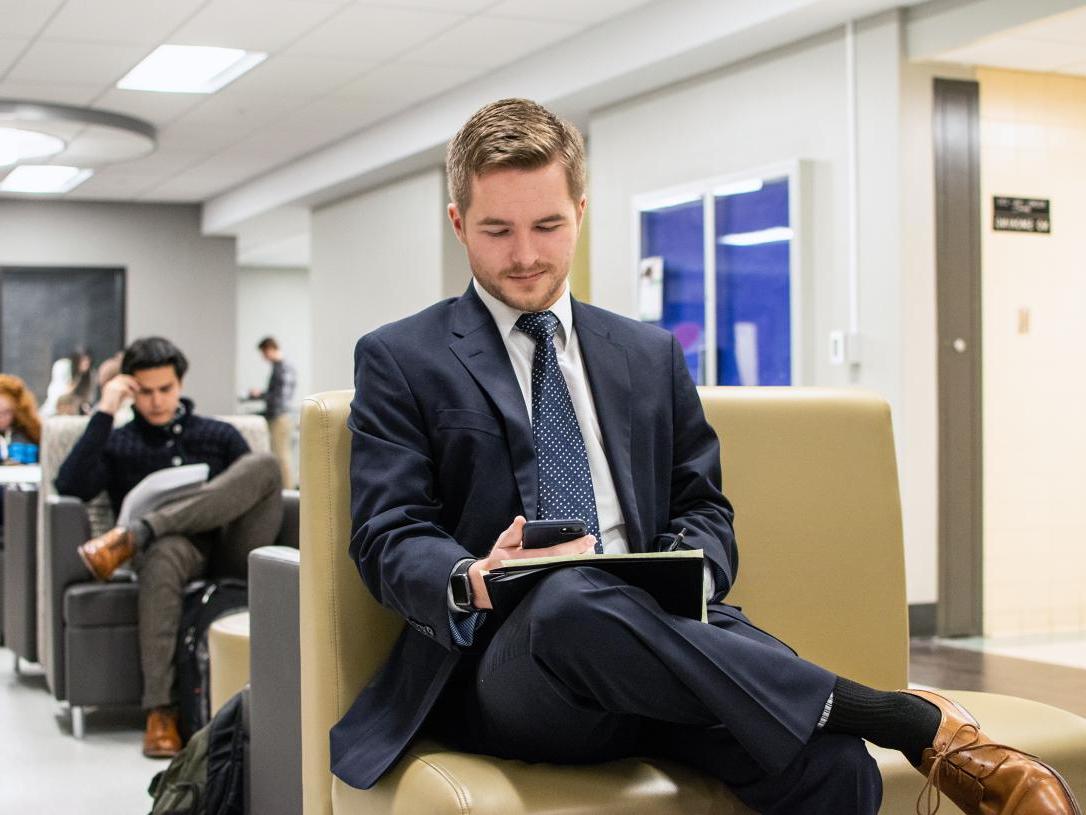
134, 452, 282, 710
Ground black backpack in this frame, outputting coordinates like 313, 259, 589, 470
148, 687, 248, 815
176, 579, 248, 742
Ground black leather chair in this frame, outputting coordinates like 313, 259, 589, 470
2, 485, 39, 670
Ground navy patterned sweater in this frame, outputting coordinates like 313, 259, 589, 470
55, 398, 249, 515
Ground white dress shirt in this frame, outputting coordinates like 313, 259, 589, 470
472, 279, 629, 553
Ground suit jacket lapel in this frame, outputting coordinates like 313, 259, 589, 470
449, 287, 538, 519
572, 300, 643, 549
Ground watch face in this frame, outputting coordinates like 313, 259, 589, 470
451, 572, 472, 608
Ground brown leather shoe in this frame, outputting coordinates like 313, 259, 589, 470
905, 689, 1082, 815
143, 707, 181, 759
76, 526, 136, 581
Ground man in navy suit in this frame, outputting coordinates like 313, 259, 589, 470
333, 99, 1079, 814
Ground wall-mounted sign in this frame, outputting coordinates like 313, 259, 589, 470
993, 197, 1050, 233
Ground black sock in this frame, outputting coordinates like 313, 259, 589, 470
128, 519, 154, 549
822, 677, 942, 766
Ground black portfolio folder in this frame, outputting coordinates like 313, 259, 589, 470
483, 550, 706, 621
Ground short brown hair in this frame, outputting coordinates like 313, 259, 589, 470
446, 98, 586, 214
257, 336, 278, 352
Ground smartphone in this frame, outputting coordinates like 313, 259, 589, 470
522, 518, 588, 549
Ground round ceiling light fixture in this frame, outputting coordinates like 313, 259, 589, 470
0, 100, 156, 168
0, 126, 65, 166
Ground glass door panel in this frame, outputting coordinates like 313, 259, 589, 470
714, 177, 792, 386
639, 199, 706, 383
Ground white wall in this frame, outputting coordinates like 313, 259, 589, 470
309, 168, 461, 394
236, 266, 311, 407
0, 200, 237, 414
589, 13, 941, 602
977, 68, 1086, 636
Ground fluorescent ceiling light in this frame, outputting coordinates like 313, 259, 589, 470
0, 127, 65, 166
718, 226, 793, 246
713, 179, 764, 197
0, 165, 93, 194
642, 193, 703, 212
117, 45, 267, 94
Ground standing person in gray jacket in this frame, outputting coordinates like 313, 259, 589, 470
249, 336, 296, 488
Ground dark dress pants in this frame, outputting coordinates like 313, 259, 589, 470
434, 566, 882, 815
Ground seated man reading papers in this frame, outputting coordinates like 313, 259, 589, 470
56, 336, 282, 758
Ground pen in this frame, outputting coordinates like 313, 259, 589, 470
668, 528, 688, 552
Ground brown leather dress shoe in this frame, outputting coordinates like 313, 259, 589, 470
143, 707, 182, 759
77, 526, 136, 581
905, 689, 1082, 815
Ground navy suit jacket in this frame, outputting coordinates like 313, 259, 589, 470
331, 284, 738, 789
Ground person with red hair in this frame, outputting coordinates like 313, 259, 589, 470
0, 373, 42, 535
0, 373, 42, 458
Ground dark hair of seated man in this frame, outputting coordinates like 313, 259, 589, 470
122, 336, 189, 381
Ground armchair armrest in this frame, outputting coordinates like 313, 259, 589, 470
248, 545, 301, 815
3, 486, 39, 661
274, 490, 299, 550
42, 495, 92, 698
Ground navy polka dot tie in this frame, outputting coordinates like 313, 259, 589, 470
515, 310, 602, 553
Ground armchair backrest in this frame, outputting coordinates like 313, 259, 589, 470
698, 387, 908, 690
298, 387, 909, 815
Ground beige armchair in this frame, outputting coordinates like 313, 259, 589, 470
300, 387, 1086, 814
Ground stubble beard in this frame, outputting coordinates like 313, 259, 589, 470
478, 264, 567, 314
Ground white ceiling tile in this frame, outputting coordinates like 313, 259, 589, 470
108, 147, 204, 176
155, 120, 246, 153
333, 60, 482, 106
404, 15, 579, 69
0, 37, 27, 76
357, 0, 497, 11
1060, 60, 1086, 77
7, 40, 149, 85
0, 79, 102, 105
42, 0, 206, 45
65, 168, 161, 198
148, 155, 273, 197
258, 97, 381, 145
287, 5, 466, 61
487, 0, 652, 25
940, 36, 1086, 73
93, 88, 205, 126
225, 53, 379, 97
0, 0, 66, 38
1014, 8, 1086, 46
174, 87, 309, 132
171, 0, 345, 52
137, 175, 217, 200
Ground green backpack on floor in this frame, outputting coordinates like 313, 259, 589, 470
147, 689, 247, 815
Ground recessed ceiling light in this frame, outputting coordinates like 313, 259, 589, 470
0, 165, 93, 194
117, 44, 267, 94
713, 179, 764, 197
718, 226, 794, 246
0, 126, 65, 166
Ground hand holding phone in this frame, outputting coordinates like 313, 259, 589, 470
522, 518, 588, 549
